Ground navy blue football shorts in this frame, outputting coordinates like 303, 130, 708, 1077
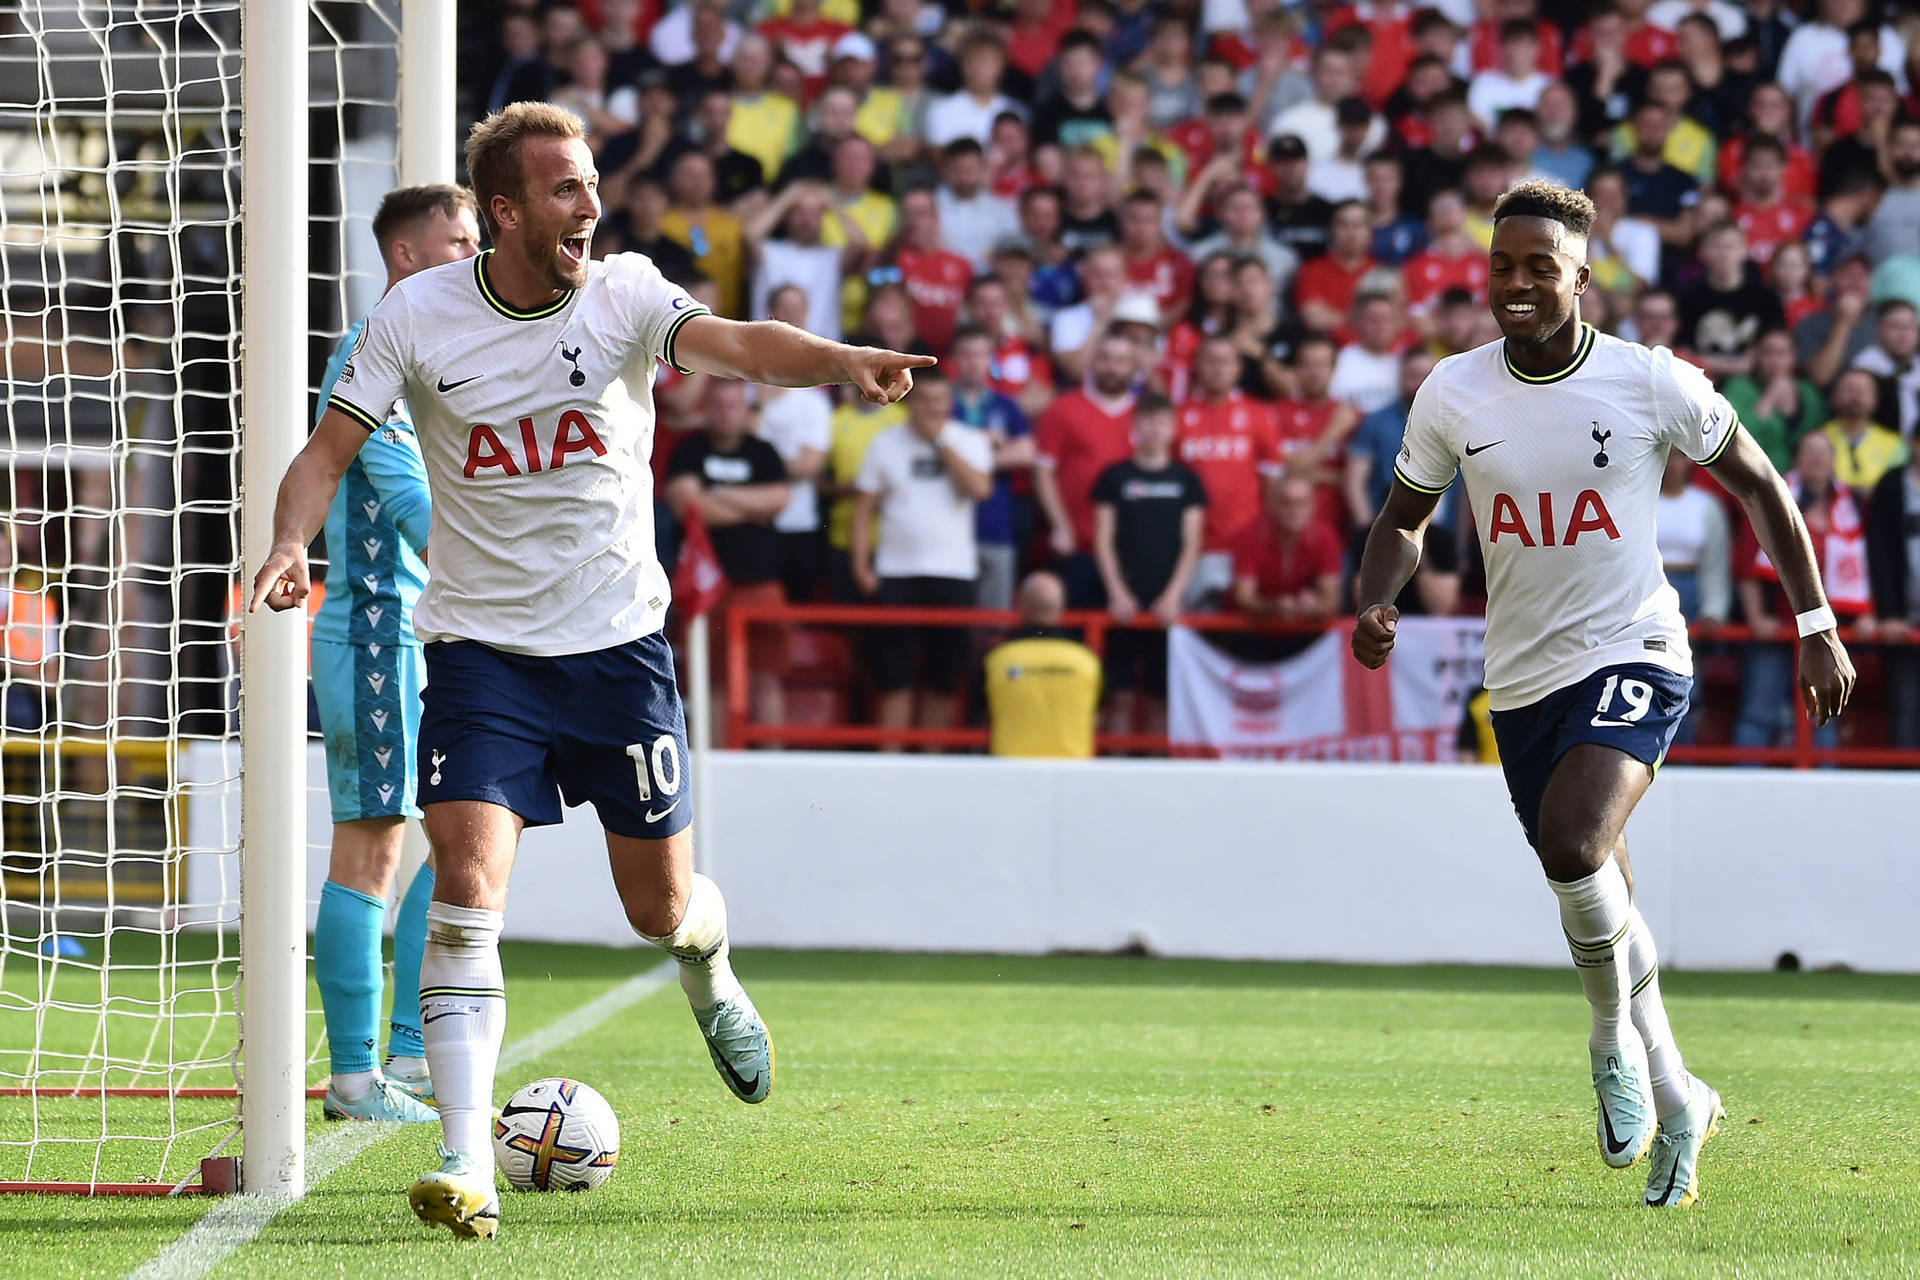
1489, 663, 1690, 851
417, 633, 693, 841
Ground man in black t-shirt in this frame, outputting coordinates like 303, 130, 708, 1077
1265, 134, 1336, 263
666, 380, 792, 732
1678, 221, 1785, 382
1090, 394, 1207, 735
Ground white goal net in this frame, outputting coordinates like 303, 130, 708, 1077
0, 0, 409, 1193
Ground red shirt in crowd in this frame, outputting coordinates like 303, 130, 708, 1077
1176, 391, 1286, 552
1734, 200, 1815, 267
576, 0, 662, 42
989, 334, 1054, 400
1272, 394, 1352, 528
1784, 294, 1825, 329
1402, 245, 1488, 313
1717, 134, 1818, 207
1006, 5, 1077, 78
1271, 396, 1340, 468
991, 162, 1046, 200
1293, 254, 1376, 320
1125, 248, 1197, 320
1470, 18, 1564, 74
1163, 320, 1210, 402
896, 246, 972, 354
756, 16, 851, 99
1167, 124, 1275, 197
1233, 517, 1344, 602
1324, 4, 1417, 109
1813, 82, 1866, 140
1035, 391, 1137, 549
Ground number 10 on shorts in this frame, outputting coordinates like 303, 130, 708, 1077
626, 735, 682, 801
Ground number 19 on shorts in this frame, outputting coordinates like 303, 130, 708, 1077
626, 735, 682, 802
1592, 673, 1654, 726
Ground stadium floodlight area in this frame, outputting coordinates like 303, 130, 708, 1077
0, 0, 449, 1195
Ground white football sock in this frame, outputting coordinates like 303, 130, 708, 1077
384, 1054, 429, 1079
419, 902, 506, 1176
640, 873, 744, 1010
1627, 906, 1695, 1119
1550, 857, 1637, 1057
330, 1069, 377, 1101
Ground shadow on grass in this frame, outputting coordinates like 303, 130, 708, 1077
62, 937, 1917, 1006
733, 950, 1920, 1004
0, 1201, 211, 1235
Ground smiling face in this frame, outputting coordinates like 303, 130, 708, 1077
1487, 215, 1587, 347
499, 134, 601, 290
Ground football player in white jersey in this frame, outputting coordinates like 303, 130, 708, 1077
1351, 180, 1855, 1209
249, 102, 935, 1240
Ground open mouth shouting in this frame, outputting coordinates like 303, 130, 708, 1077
560, 231, 591, 263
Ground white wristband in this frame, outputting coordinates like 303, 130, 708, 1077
1795, 605, 1837, 638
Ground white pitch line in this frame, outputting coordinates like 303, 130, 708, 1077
126, 961, 677, 1280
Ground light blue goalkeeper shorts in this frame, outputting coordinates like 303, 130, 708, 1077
311, 637, 426, 823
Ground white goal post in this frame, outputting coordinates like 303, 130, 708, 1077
239, 0, 458, 1199
0, 0, 452, 1196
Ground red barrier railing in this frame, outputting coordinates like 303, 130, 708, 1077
718, 602, 1917, 768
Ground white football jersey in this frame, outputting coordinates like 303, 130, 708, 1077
1394, 324, 1737, 710
329, 251, 709, 656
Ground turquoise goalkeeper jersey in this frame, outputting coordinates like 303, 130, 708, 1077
310, 317, 431, 649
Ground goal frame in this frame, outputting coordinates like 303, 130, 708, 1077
237, 0, 457, 1198
0, 0, 456, 1198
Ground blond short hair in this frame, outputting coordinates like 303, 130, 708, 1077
464, 102, 586, 237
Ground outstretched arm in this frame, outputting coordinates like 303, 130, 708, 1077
1349, 477, 1443, 668
1708, 425, 1856, 725
673, 313, 936, 403
248, 409, 368, 612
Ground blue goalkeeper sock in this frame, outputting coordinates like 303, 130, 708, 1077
315, 880, 385, 1084
387, 863, 435, 1061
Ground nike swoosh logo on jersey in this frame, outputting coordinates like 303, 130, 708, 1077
645, 798, 683, 825
1590, 716, 1636, 728
1464, 440, 1505, 456
437, 374, 483, 392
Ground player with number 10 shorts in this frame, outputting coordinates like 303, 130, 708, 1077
251, 101, 938, 1240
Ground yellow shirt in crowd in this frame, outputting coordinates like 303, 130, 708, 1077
763, 0, 859, 24
1820, 421, 1909, 492
854, 87, 911, 151
727, 92, 802, 181
1609, 119, 1718, 186
822, 189, 899, 333
826, 400, 905, 550
659, 207, 746, 318
985, 634, 1103, 759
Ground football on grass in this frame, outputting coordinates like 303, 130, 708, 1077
492, 1077, 621, 1191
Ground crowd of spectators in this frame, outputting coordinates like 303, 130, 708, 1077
471, 0, 1920, 747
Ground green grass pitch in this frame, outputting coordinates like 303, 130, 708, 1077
6, 946, 1919, 1279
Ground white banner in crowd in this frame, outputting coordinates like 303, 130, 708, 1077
1167, 618, 1487, 760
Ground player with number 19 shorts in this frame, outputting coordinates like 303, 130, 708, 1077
1353, 179, 1854, 1211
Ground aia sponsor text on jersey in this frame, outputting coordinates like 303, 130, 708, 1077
464, 410, 608, 478
1487, 490, 1620, 547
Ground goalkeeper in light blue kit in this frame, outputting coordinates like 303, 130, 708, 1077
311, 184, 482, 1122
